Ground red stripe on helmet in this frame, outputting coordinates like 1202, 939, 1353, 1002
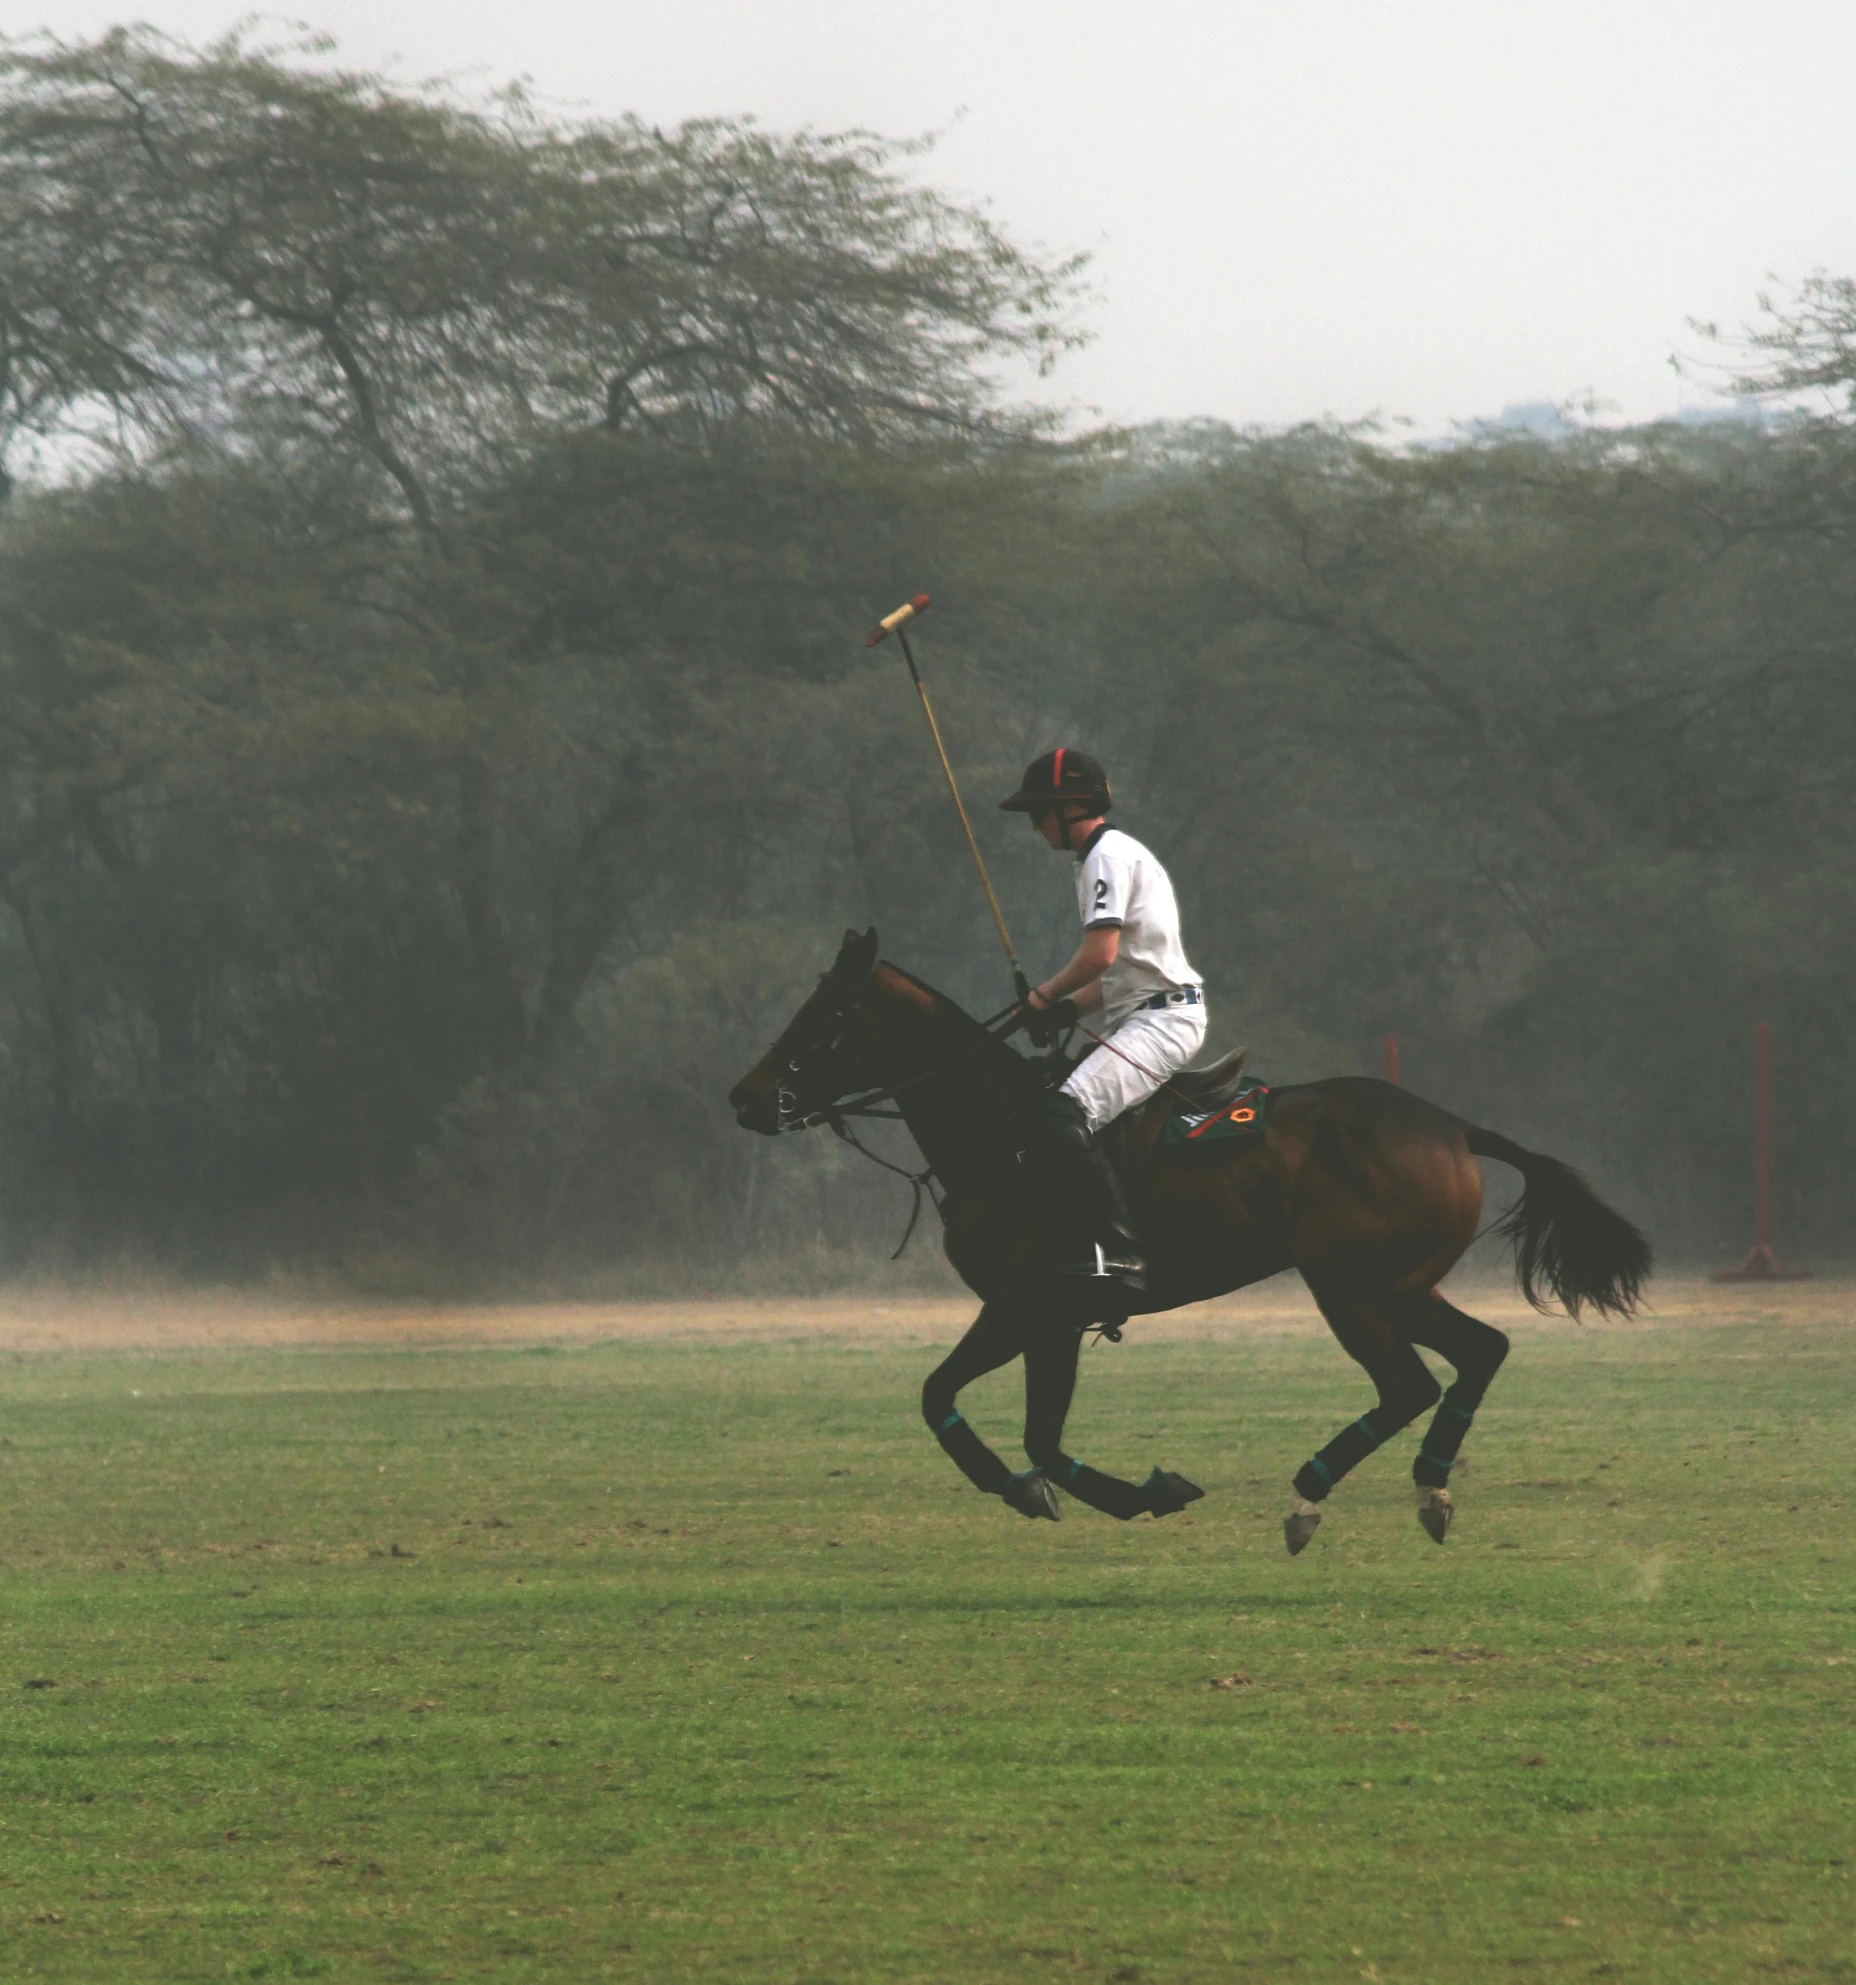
1051, 746, 1065, 789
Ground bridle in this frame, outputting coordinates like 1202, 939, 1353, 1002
767, 974, 1048, 1253
765, 978, 874, 1136
770, 972, 1032, 1130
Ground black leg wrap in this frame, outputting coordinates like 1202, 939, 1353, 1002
1027, 1448, 1143, 1520
1033, 1451, 1207, 1520
1294, 1382, 1438, 1500
1412, 1333, 1508, 1488
1413, 1390, 1477, 1489
1294, 1419, 1380, 1502
932, 1411, 1016, 1498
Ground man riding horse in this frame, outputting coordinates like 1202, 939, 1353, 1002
729, 753, 1650, 1550
1003, 747, 1206, 1305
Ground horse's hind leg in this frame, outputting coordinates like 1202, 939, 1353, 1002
1285, 1278, 1442, 1555
1021, 1316, 1205, 1521
1400, 1291, 1510, 1542
921, 1303, 1058, 1520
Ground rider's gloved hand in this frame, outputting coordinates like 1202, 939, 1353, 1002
1022, 996, 1080, 1047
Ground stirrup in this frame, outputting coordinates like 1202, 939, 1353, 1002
1060, 1241, 1146, 1292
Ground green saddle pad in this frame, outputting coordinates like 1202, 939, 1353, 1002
1157, 1083, 1270, 1157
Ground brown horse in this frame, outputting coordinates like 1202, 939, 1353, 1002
728, 930, 1650, 1552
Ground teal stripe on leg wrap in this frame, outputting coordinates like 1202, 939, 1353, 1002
937, 1411, 963, 1434
1418, 1449, 1457, 1472
1067, 1458, 1084, 1484
1306, 1454, 1333, 1489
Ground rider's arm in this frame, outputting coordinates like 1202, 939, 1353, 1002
1031, 925, 1119, 1008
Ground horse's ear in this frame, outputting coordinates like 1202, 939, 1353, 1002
833, 927, 879, 978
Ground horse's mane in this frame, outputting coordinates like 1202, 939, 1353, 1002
871, 960, 1032, 1082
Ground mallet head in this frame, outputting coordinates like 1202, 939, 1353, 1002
865, 594, 931, 647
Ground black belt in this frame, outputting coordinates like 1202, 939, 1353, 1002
1139, 986, 1203, 1010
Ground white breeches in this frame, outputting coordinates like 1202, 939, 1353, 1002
1059, 1000, 1209, 1132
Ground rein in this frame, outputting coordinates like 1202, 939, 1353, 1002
826, 1115, 940, 1260
797, 1000, 1044, 1258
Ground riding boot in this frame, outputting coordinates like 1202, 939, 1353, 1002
1032, 1091, 1148, 1300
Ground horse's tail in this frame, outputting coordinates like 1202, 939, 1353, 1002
1465, 1126, 1651, 1320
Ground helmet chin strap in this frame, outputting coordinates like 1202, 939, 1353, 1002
1057, 801, 1096, 851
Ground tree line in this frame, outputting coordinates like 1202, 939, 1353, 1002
2, 27, 1853, 1286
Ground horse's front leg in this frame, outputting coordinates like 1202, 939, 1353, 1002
1022, 1315, 1205, 1521
921, 1303, 1059, 1519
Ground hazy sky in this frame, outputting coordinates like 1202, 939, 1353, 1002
9, 1, 1856, 432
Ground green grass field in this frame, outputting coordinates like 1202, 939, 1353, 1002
2, 1290, 1853, 1982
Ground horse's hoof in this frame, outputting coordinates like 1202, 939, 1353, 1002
1004, 1470, 1062, 1521
1283, 1496, 1322, 1556
1416, 1485, 1453, 1544
1143, 1467, 1205, 1518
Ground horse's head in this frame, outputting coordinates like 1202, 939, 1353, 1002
728, 927, 884, 1136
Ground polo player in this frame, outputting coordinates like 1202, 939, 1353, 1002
1000, 747, 1208, 1301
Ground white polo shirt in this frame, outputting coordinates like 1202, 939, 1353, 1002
1075, 825, 1201, 1024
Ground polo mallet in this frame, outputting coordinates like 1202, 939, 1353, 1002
866, 595, 1031, 1004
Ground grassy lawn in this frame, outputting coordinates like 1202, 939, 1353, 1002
2, 1295, 1853, 1981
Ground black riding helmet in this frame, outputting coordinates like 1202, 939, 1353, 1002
997, 746, 1112, 818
